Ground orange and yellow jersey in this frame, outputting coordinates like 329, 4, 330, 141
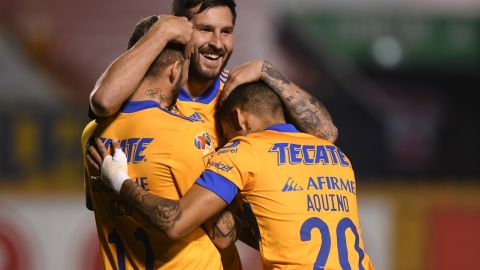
175, 69, 229, 146
81, 100, 222, 270
195, 124, 375, 270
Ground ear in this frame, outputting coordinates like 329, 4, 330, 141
232, 107, 247, 133
168, 61, 182, 85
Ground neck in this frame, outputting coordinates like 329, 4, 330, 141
184, 75, 215, 99
247, 116, 286, 134
130, 77, 175, 110
260, 118, 286, 131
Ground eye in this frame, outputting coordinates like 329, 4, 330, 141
196, 26, 213, 32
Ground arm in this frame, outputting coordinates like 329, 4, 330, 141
89, 140, 237, 244
203, 207, 240, 249
223, 60, 338, 142
119, 180, 229, 241
90, 15, 193, 117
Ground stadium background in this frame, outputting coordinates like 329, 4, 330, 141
0, 0, 479, 269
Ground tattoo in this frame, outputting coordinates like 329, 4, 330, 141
261, 61, 291, 93
120, 180, 181, 232
292, 95, 337, 141
210, 211, 237, 243
145, 88, 167, 104
280, 87, 337, 141
260, 60, 338, 141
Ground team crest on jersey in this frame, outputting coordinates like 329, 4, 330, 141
194, 131, 214, 154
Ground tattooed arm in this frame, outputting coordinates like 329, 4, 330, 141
90, 139, 238, 246
204, 207, 241, 249
119, 179, 233, 242
90, 15, 192, 117
223, 60, 338, 142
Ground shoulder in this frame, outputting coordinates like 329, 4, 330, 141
81, 120, 97, 147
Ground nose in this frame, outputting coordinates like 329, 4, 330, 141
208, 31, 223, 50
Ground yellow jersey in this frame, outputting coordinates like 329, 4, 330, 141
196, 123, 375, 270
176, 69, 229, 147
81, 100, 222, 270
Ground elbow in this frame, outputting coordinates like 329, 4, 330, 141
90, 91, 116, 117
327, 124, 339, 143
315, 124, 338, 143
164, 227, 188, 241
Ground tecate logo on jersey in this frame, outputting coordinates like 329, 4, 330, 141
269, 143, 350, 167
98, 137, 153, 164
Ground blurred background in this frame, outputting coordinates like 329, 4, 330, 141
0, 0, 479, 269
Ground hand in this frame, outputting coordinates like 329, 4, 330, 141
88, 138, 130, 193
221, 60, 265, 103
154, 15, 193, 45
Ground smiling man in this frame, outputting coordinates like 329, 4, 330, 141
89, 0, 337, 148
87, 0, 338, 269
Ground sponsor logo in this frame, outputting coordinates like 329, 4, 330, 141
189, 112, 205, 122
217, 140, 240, 155
282, 177, 304, 192
222, 140, 240, 149
100, 137, 153, 164
208, 160, 233, 172
194, 131, 214, 155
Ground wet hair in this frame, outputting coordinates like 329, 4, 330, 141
127, 15, 185, 77
172, 0, 237, 24
218, 81, 284, 123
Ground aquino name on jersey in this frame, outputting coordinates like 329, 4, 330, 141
269, 142, 356, 214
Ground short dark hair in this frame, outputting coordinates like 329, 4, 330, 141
172, 0, 237, 24
127, 16, 185, 77
218, 81, 284, 123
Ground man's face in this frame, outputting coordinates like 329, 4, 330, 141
189, 6, 234, 80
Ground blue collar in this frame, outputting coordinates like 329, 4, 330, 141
119, 100, 160, 113
265, 123, 299, 133
178, 75, 222, 104
119, 100, 195, 122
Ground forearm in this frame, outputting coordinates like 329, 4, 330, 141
90, 29, 170, 117
205, 208, 240, 249
118, 180, 227, 240
260, 61, 338, 142
119, 180, 182, 235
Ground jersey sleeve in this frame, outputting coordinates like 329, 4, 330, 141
195, 138, 259, 203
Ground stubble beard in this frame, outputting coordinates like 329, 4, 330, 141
189, 50, 232, 82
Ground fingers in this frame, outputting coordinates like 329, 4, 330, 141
87, 144, 102, 170
112, 140, 121, 150
95, 137, 110, 159
156, 14, 193, 44
86, 153, 100, 172
223, 60, 264, 98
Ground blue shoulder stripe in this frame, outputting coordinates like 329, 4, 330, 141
195, 170, 239, 204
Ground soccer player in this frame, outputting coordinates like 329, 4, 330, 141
91, 81, 375, 269
89, 1, 337, 268
82, 16, 236, 269
89, 0, 338, 148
